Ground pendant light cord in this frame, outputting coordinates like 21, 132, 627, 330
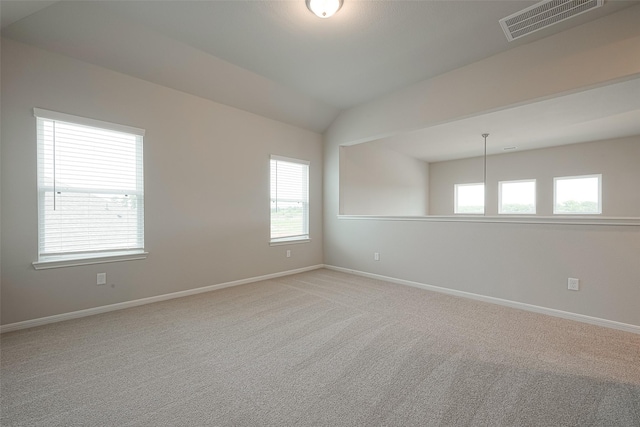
482, 133, 489, 215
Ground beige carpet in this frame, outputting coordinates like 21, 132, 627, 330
1, 269, 639, 426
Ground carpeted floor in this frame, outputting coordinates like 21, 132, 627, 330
1, 268, 639, 426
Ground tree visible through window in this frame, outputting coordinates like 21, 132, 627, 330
270, 156, 309, 243
35, 109, 145, 261
454, 183, 484, 214
499, 179, 536, 214
554, 174, 601, 214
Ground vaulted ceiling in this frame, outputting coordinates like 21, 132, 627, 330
1, 0, 638, 133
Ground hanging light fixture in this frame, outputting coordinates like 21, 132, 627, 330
306, 0, 343, 18
482, 133, 489, 187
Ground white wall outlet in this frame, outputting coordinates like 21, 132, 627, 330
374, 252, 380, 261
286, 250, 291, 258
97, 273, 107, 285
568, 278, 579, 291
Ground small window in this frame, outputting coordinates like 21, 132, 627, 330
499, 179, 536, 214
270, 155, 309, 244
554, 174, 602, 214
454, 183, 484, 214
35, 108, 145, 262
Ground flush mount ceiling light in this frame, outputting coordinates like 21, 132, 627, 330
306, 0, 343, 18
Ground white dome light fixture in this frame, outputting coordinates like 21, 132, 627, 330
306, 0, 343, 18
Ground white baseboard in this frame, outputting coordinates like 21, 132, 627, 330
5, 264, 638, 335
0, 265, 324, 334
324, 265, 640, 335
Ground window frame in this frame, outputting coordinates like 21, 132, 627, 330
454, 182, 485, 215
553, 174, 602, 215
498, 179, 537, 215
270, 155, 310, 245
32, 108, 147, 270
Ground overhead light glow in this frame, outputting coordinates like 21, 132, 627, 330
306, 0, 343, 18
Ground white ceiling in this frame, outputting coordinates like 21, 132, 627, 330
367, 77, 640, 162
3, 0, 638, 133
0, 0, 56, 28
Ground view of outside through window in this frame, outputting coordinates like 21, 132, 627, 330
499, 180, 536, 214
455, 183, 484, 214
270, 158, 309, 240
554, 175, 601, 214
39, 118, 143, 256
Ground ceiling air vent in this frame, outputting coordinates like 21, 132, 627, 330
499, 0, 604, 42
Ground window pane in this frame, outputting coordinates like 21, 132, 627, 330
37, 113, 144, 259
499, 180, 536, 214
53, 122, 139, 192
455, 183, 484, 214
270, 157, 309, 240
41, 192, 142, 254
554, 175, 601, 214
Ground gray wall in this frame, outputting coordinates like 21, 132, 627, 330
1, 39, 323, 325
429, 137, 640, 216
340, 144, 429, 215
324, 7, 640, 327
428, 156, 484, 216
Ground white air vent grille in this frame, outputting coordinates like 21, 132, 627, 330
499, 0, 604, 42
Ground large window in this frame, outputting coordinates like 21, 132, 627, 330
270, 155, 309, 244
554, 174, 601, 214
499, 179, 536, 214
454, 183, 484, 214
35, 108, 145, 264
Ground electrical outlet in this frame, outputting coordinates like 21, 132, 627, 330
568, 278, 579, 291
286, 250, 291, 258
97, 273, 107, 285
374, 252, 380, 261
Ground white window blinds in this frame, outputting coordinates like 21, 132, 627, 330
35, 108, 145, 260
270, 156, 309, 243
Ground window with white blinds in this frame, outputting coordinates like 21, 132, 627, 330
270, 155, 309, 243
35, 108, 145, 262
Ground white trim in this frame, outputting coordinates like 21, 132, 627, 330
454, 182, 485, 215
553, 174, 602, 215
35, 113, 145, 259
270, 154, 310, 165
33, 251, 149, 270
270, 156, 310, 242
498, 178, 536, 215
337, 214, 640, 226
324, 265, 640, 335
33, 107, 145, 136
0, 265, 324, 334
270, 237, 311, 246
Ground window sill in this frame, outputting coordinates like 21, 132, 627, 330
337, 215, 640, 226
33, 251, 148, 270
270, 237, 311, 246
